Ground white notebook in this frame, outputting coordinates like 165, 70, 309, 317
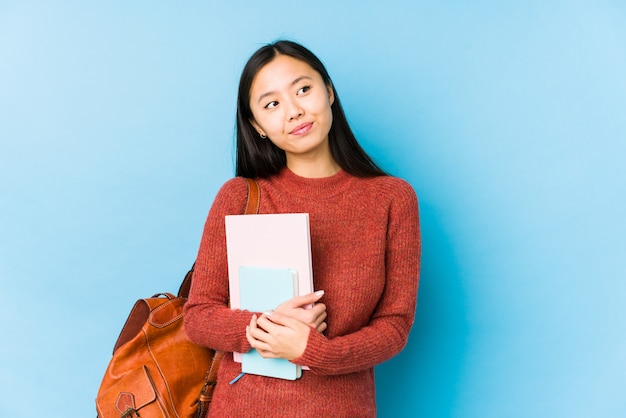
225, 213, 314, 363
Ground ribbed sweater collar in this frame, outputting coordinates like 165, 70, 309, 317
272, 167, 355, 199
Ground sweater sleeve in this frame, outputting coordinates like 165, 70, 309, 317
183, 177, 255, 353
295, 181, 421, 375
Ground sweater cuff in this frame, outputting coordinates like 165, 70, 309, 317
293, 327, 329, 369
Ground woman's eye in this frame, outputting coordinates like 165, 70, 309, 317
297, 85, 311, 95
264, 101, 278, 109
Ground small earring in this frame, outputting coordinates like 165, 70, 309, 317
259, 133, 267, 139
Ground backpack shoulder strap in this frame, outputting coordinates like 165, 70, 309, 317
244, 178, 260, 215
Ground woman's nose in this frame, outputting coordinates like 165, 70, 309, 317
285, 99, 304, 120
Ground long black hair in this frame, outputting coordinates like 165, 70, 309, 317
235, 40, 387, 179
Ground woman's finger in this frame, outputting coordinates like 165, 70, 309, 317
261, 311, 300, 328
246, 323, 275, 353
278, 290, 324, 310
316, 321, 327, 333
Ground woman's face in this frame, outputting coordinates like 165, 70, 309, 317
248, 54, 335, 166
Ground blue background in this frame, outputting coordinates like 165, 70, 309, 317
1, 1, 625, 417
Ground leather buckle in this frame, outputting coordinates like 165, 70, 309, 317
121, 407, 141, 417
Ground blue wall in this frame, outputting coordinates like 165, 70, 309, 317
1, 1, 625, 417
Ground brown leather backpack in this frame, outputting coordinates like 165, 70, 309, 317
96, 178, 260, 418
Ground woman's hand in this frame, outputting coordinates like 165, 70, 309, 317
245, 290, 326, 360
246, 312, 312, 360
274, 290, 327, 333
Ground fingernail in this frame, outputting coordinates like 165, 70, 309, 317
264, 310, 273, 317
315, 290, 324, 296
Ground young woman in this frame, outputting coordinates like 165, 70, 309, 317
184, 40, 421, 417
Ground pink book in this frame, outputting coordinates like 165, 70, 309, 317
225, 213, 314, 363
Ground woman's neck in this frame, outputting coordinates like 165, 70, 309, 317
287, 147, 341, 178
286, 157, 341, 179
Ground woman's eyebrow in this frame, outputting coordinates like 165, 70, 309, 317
257, 75, 313, 104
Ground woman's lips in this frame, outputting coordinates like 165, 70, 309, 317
290, 122, 313, 136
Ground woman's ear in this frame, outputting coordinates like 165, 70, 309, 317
327, 83, 335, 106
249, 119, 265, 137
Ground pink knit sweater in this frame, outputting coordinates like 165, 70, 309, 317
184, 168, 420, 417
